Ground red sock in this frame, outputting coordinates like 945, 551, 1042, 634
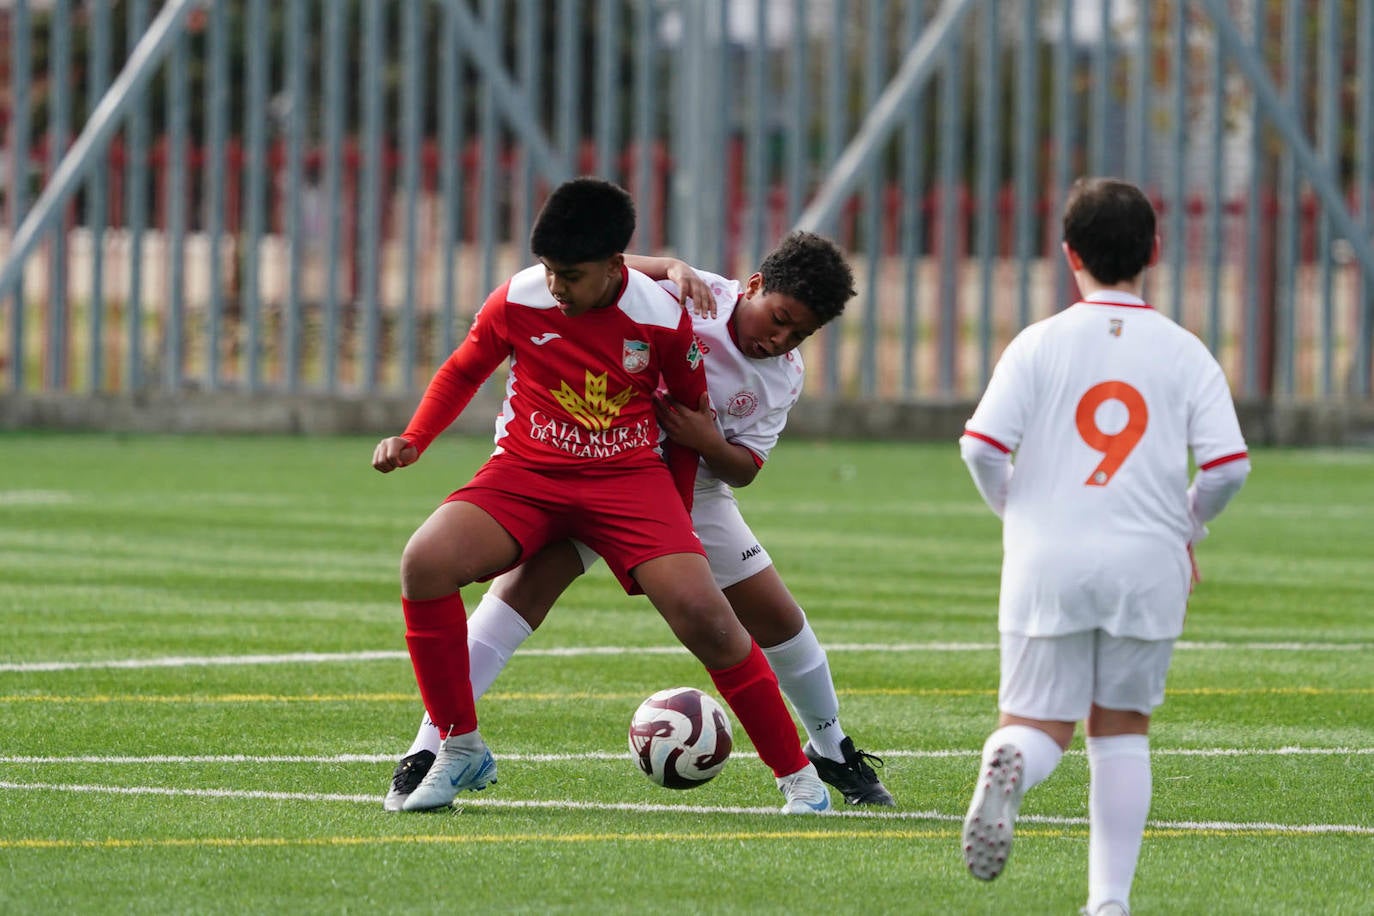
709, 642, 809, 778
402, 593, 476, 737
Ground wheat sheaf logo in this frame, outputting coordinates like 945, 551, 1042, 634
551, 370, 636, 430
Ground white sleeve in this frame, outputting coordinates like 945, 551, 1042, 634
1184, 347, 1250, 542
1187, 456, 1251, 542
964, 328, 1037, 452
959, 434, 1013, 518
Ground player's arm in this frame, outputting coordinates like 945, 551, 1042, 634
653, 390, 761, 487
372, 290, 510, 473
624, 254, 716, 317
958, 331, 1031, 517
1186, 453, 1250, 541
1184, 359, 1252, 541
655, 311, 712, 505
959, 432, 1014, 518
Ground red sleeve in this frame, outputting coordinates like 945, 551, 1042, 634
400, 285, 512, 456
657, 310, 709, 511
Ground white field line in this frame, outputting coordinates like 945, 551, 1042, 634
0, 779, 1369, 835
2, 747, 1371, 766
2, 639, 1368, 673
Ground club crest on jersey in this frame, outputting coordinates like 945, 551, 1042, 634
551, 370, 636, 430
726, 390, 759, 418
622, 340, 650, 373
1109, 319, 1123, 337
686, 339, 703, 370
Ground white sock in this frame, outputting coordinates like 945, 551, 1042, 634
760, 614, 846, 760
400, 592, 533, 759
466, 592, 534, 699
402, 711, 442, 758
982, 724, 1064, 791
1086, 733, 1151, 912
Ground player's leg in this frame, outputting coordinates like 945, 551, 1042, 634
693, 483, 889, 798
1080, 635, 1172, 915
395, 498, 518, 810
722, 565, 894, 805
962, 631, 1086, 879
631, 551, 829, 813
573, 463, 827, 812
385, 538, 587, 810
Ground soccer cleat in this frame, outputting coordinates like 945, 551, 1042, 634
961, 742, 1026, 880
805, 737, 895, 806
1080, 903, 1130, 916
382, 749, 435, 812
400, 730, 497, 812
776, 763, 833, 814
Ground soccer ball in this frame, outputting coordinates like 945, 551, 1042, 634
628, 687, 733, 789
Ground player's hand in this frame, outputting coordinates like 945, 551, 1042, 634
1187, 543, 1202, 592
372, 436, 418, 473
653, 391, 718, 451
665, 260, 716, 318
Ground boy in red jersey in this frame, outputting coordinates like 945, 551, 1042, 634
372, 178, 828, 813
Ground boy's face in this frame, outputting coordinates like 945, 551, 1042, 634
731, 273, 823, 359
539, 255, 624, 317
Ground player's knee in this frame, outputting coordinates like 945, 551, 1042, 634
399, 537, 474, 599
1086, 704, 1150, 736
669, 596, 750, 665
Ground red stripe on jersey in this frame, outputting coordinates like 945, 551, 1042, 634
1076, 301, 1154, 310
1199, 451, 1249, 470
963, 429, 1011, 453
746, 447, 765, 469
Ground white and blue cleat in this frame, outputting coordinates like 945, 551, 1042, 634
400, 730, 497, 812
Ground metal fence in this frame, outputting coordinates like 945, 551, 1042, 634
2, 0, 1372, 410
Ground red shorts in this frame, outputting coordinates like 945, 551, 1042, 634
444, 455, 705, 594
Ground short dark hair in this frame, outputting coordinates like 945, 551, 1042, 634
757, 231, 855, 325
1062, 177, 1156, 285
529, 177, 635, 263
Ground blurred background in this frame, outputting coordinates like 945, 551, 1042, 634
1, 0, 1371, 442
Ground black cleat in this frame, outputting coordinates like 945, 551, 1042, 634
382, 749, 435, 812
804, 737, 895, 806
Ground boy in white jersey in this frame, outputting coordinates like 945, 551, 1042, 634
957, 178, 1250, 915
384, 232, 895, 810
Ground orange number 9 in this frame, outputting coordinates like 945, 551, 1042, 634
1074, 381, 1148, 486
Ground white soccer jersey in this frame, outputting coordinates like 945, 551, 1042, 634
658, 270, 806, 487
963, 290, 1249, 640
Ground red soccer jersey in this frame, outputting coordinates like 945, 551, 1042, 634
402, 264, 707, 477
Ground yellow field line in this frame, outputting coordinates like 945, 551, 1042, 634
2, 686, 1371, 704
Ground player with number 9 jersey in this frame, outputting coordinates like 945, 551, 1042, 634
955, 178, 1250, 914
961, 289, 1249, 640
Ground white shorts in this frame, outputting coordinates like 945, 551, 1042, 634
998, 630, 1176, 721
572, 479, 772, 589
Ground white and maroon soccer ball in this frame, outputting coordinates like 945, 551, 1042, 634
628, 687, 733, 789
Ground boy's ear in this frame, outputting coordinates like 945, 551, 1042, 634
744, 272, 765, 297
1147, 234, 1161, 267
605, 252, 625, 275
1061, 242, 1084, 272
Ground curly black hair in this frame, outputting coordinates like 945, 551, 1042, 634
530, 177, 636, 264
757, 231, 855, 326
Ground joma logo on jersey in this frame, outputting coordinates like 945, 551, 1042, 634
551, 370, 636, 430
